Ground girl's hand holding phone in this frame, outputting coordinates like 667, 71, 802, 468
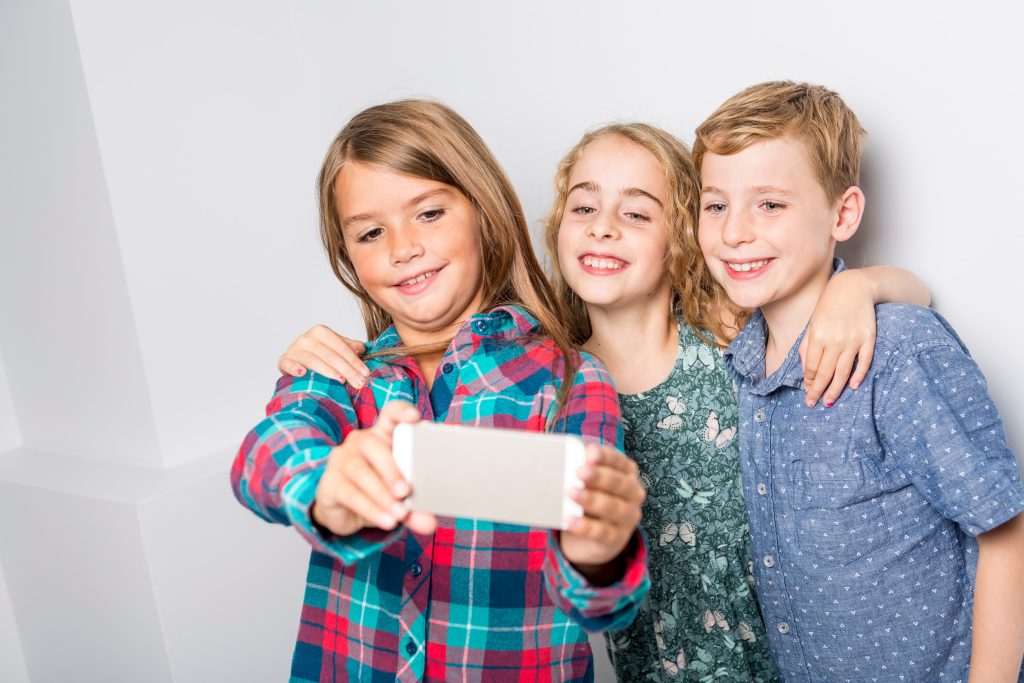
278, 324, 370, 388
560, 444, 646, 585
311, 400, 437, 537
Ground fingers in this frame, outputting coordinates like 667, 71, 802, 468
565, 445, 644, 543
405, 511, 438, 536
802, 339, 825, 406
849, 341, 874, 390
278, 325, 371, 386
804, 346, 838, 408
819, 350, 857, 407
318, 435, 406, 532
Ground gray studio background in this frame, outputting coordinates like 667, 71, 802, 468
2, 1, 1022, 680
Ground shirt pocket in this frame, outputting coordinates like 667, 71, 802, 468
788, 459, 890, 566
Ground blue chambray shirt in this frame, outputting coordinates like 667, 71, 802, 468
723, 260, 1024, 682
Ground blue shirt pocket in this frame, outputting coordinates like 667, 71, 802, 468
788, 459, 890, 566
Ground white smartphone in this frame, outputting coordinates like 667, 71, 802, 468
392, 422, 586, 530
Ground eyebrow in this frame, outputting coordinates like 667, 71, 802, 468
342, 188, 452, 229
701, 185, 795, 197
568, 181, 664, 207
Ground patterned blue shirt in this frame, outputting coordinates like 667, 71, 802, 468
724, 264, 1024, 682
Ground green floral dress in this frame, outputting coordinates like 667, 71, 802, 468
605, 321, 780, 682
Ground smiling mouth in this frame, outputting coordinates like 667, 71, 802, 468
396, 269, 440, 287
725, 259, 771, 273
580, 255, 626, 271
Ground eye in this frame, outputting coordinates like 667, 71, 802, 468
419, 208, 445, 222
703, 202, 727, 215
570, 205, 596, 216
357, 226, 384, 243
624, 211, 650, 223
759, 200, 786, 213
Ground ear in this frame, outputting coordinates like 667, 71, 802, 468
831, 186, 864, 243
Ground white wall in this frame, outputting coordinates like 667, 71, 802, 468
1, 1, 1021, 681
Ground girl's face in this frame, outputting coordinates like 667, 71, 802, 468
557, 135, 672, 315
336, 161, 484, 345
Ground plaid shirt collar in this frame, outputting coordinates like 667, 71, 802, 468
367, 305, 541, 356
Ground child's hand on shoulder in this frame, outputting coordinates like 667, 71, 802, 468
801, 269, 877, 408
560, 444, 646, 586
278, 324, 370, 388
311, 400, 436, 538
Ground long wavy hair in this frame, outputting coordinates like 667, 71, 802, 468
543, 123, 739, 346
318, 99, 578, 417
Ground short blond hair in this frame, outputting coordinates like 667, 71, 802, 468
693, 81, 867, 203
543, 124, 732, 346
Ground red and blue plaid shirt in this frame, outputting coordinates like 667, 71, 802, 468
232, 306, 649, 682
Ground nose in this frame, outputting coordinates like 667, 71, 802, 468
586, 214, 619, 241
389, 226, 424, 265
720, 210, 754, 247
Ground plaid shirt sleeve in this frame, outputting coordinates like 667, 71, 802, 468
230, 372, 403, 562
542, 351, 650, 633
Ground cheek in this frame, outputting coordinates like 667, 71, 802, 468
555, 224, 576, 271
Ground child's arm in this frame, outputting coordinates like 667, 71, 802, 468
231, 373, 425, 563
560, 443, 646, 586
873, 323, 1024, 677
971, 512, 1024, 681
542, 352, 650, 633
277, 324, 370, 387
803, 266, 930, 407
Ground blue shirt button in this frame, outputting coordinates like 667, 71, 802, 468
442, 363, 454, 374
777, 622, 790, 635
754, 409, 766, 423
763, 554, 775, 568
410, 563, 423, 577
757, 483, 768, 496
405, 640, 418, 655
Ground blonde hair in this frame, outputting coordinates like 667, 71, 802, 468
693, 80, 867, 204
542, 124, 734, 346
317, 99, 578, 414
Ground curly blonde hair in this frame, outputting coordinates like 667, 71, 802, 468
542, 124, 736, 346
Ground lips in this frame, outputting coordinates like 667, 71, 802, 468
394, 266, 443, 294
722, 258, 773, 280
579, 253, 627, 276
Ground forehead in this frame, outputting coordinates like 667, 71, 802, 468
700, 137, 819, 192
335, 162, 454, 215
569, 135, 666, 194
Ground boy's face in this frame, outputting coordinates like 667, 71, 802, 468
698, 137, 849, 317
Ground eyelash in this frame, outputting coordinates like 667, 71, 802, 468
759, 200, 785, 213
569, 206, 650, 222
357, 227, 384, 243
355, 207, 446, 243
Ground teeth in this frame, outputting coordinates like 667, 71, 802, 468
581, 256, 624, 270
399, 270, 436, 286
726, 260, 769, 272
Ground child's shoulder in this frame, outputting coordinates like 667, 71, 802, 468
873, 303, 970, 357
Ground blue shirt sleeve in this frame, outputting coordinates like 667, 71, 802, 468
876, 340, 1024, 536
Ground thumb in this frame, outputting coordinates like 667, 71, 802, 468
371, 400, 421, 442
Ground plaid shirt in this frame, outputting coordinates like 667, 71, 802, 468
232, 306, 649, 682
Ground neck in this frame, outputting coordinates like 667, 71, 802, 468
760, 261, 834, 376
584, 292, 677, 394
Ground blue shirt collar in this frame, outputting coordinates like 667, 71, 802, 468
724, 257, 847, 396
